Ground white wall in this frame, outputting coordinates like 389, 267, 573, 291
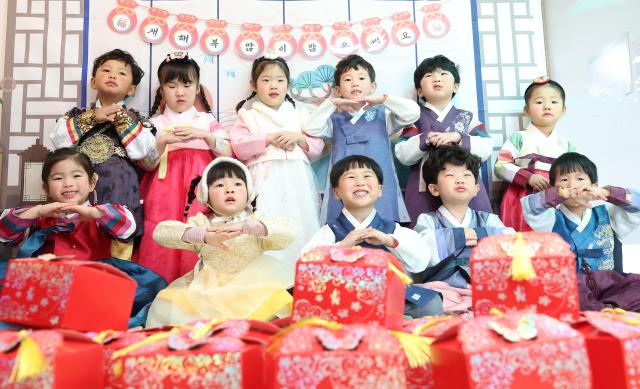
543, 0, 640, 272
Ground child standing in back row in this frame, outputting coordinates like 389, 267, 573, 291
495, 77, 575, 231
139, 52, 231, 282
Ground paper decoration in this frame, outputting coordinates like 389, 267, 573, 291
390, 11, 419, 46
330, 22, 359, 58
361, 17, 389, 54
169, 14, 198, 50
107, 0, 138, 34
268, 24, 297, 60
138, 7, 169, 44
235, 23, 264, 60
200, 19, 229, 56
299, 24, 327, 60
422, 4, 451, 39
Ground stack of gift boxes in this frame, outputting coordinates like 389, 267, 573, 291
1, 232, 639, 388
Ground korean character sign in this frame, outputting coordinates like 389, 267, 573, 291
430, 311, 592, 388
471, 232, 580, 322
0, 258, 136, 332
574, 309, 640, 389
292, 245, 410, 330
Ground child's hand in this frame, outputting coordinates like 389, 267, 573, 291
172, 126, 209, 141
94, 104, 122, 123
159, 130, 184, 146
204, 226, 243, 250
361, 94, 388, 108
330, 98, 361, 113
29, 202, 71, 219
428, 132, 462, 147
339, 229, 370, 247
464, 228, 478, 246
272, 132, 303, 151
360, 228, 396, 247
528, 174, 550, 192
561, 186, 607, 208
60, 204, 103, 221
208, 222, 245, 234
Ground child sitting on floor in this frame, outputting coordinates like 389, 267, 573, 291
521, 152, 640, 311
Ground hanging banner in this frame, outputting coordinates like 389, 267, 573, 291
138, 7, 169, 44
422, 4, 451, 39
361, 17, 389, 54
107, 0, 138, 34
235, 23, 264, 60
299, 24, 327, 60
268, 24, 297, 60
390, 11, 419, 46
200, 19, 230, 56
330, 22, 359, 58
169, 14, 199, 50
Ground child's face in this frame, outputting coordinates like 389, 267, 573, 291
252, 64, 288, 110
45, 159, 97, 204
208, 175, 248, 216
553, 169, 596, 208
524, 85, 565, 129
332, 166, 382, 212
335, 66, 377, 100
90, 59, 137, 101
417, 68, 459, 104
427, 162, 479, 205
162, 77, 199, 113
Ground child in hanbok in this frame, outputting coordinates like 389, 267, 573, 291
0, 148, 167, 327
495, 77, 575, 231
146, 157, 295, 327
231, 55, 323, 272
139, 52, 231, 282
522, 152, 640, 311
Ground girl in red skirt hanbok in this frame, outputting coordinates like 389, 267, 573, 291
494, 77, 575, 231
139, 52, 232, 282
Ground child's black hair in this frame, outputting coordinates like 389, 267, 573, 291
150, 55, 212, 116
549, 152, 598, 186
235, 56, 296, 111
524, 79, 566, 107
184, 162, 249, 216
329, 155, 383, 188
333, 54, 376, 87
422, 145, 481, 186
42, 148, 95, 185
414, 55, 460, 101
92, 49, 144, 86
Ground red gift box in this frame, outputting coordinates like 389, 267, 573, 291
0, 329, 104, 388
0, 258, 136, 332
574, 309, 640, 389
430, 311, 592, 388
267, 320, 407, 388
292, 245, 408, 329
105, 319, 278, 388
471, 232, 580, 322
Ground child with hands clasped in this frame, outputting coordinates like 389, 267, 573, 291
494, 77, 575, 231
521, 152, 640, 311
230, 55, 322, 272
139, 52, 231, 282
395, 55, 493, 227
146, 157, 295, 327
0, 148, 166, 326
305, 54, 419, 224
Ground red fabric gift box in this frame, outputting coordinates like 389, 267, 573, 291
430, 311, 592, 388
0, 258, 136, 332
574, 309, 640, 389
292, 245, 408, 329
470, 232, 580, 322
267, 320, 408, 388
105, 319, 278, 388
0, 329, 104, 389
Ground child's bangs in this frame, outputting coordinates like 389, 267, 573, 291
554, 162, 585, 178
159, 62, 198, 84
347, 159, 376, 172
206, 162, 247, 186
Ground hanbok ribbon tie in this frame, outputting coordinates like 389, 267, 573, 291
17, 223, 75, 258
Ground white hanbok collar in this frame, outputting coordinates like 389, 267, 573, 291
558, 201, 604, 233
162, 105, 199, 123
209, 210, 250, 225
423, 100, 454, 123
525, 122, 558, 142
342, 208, 377, 230
437, 205, 472, 227
95, 99, 125, 108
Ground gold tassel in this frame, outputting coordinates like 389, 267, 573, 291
191, 320, 220, 341
388, 262, 412, 285
9, 331, 49, 383
91, 329, 120, 344
601, 308, 640, 326
509, 233, 537, 281
389, 330, 433, 369
411, 316, 453, 336
111, 330, 173, 361
267, 317, 343, 353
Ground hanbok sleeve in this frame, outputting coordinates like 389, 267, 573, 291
414, 213, 466, 265
494, 131, 531, 187
605, 187, 640, 239
115, 109, 157, 160
390, 224, 432, 272
94, 203, 137, 241
463, 119, 493, 161
230, 110, 268, 161
304, 99, 336, 138
520, 187, 564, 232
0, 208, 36, 245
394, 131, 426, 166
50, 108, 93, 148
153, 213, 209, 253
253, 213, 296, 251
300, 225, 337, 255
384, 95, 421, 134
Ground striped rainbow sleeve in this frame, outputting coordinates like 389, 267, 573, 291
115, 111, 143, 147
65, 110, 95, 144
0, 208, 35, 245
494, 132, 532, 187
94, 204, 136, 241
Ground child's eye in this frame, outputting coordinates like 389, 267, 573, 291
73, 174, 83, 178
